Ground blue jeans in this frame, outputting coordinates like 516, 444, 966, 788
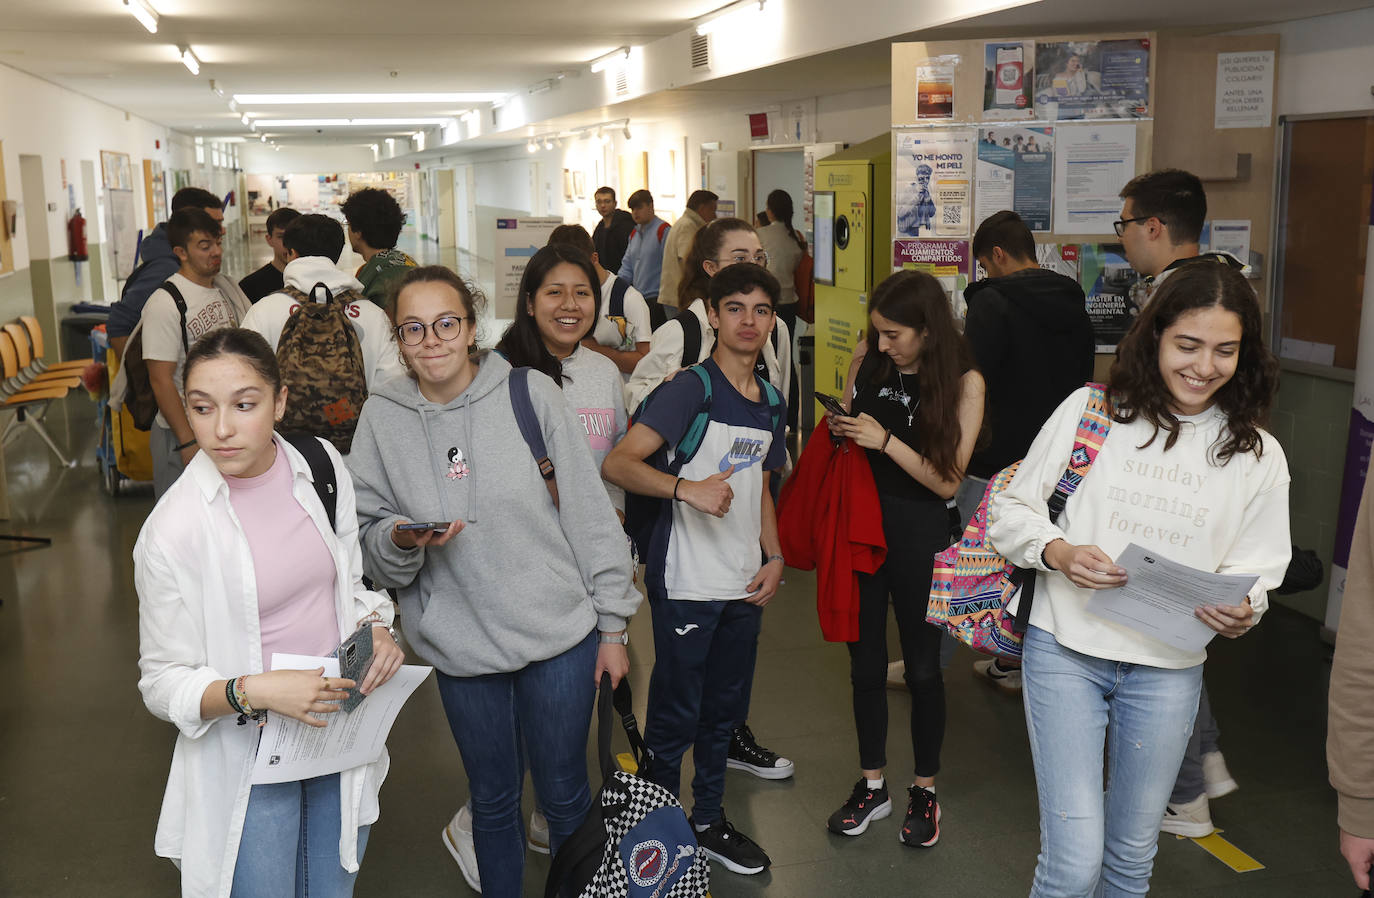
435, 630, 598, 898
231, 773, 369, 898
1021, 625, 1202, 898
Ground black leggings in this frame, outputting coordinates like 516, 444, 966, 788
848, 493, 949, 777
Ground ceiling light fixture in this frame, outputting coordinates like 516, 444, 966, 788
589, 47, 630, 74
528, 79, 554, 95
179, 47, 200, 76
543, 137, 554, 150
253, 117, 454, 127
695, 0, 766, 36
123, 0, 159, 34
209, 80, 224, 98
260, 134, 267, 142
232, 92, 505, 105
227, 99, 238, 113
240, 113, 250, 126
526, 140, 537, 153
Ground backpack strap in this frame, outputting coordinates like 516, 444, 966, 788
283, 434, 338, 532
1011, 383, 1113, 635
680, 311, 704, 368
655, 221, 670, 243
159, 280, 189, 355
508, 367, 560, 509
757, 376, 783, 436
672, 365, 715, 467
608, 277, 629, 320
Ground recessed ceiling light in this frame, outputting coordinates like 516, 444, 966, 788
232, 92, 505, 105
123, 0, 158, 34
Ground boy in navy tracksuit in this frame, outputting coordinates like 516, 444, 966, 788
603, 263, 786, 876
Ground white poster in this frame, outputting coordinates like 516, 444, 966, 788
1202, 219, 1252, 268
1052, 123, 1136, 235
494, 217, 563, 318
1215, 51, 1274, 130
895, 129, 974, 238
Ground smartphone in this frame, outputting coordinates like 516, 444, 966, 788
815, 391, 851, 418
396, 521, 451, 532
335, 625, 375, 713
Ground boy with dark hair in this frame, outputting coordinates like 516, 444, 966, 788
618, 189, 671, 311
139, 208, 249, 497
340, 187, 416, 307
545, 224, 651, 376
1115, 169, 1237, 297
592, 186, 635, 275
238, 207, 301, 303
603, 262, 786, 877
107, 186, 225, 358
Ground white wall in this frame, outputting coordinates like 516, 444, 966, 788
1233, 7, 1374, 116
239, 143, 376, 176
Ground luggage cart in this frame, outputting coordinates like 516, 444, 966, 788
91, 327, 153, 495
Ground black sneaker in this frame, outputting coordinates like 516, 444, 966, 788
899, 785, 940, 847
727, 724, 795, 780
827, 778, 893, 836
694, 816, 771, 875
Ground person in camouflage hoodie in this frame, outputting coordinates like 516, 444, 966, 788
341, 187, 418, 308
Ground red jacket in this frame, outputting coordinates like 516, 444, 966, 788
777, 422, 886, 642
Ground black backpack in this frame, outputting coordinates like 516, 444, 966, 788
121, 281, 188, 431
545, 675, 709, 898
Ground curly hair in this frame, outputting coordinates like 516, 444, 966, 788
1108, 261, 1278, 463
340, 187, 406, 250
865, 269, 975, 481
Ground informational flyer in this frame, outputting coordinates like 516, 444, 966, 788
894, 239, 972, 317
975, 126, 1055, 232
1052, 123, 1136, 235
895, 129, 974, 238
983, 41, 1035, 120
1201, 219, 1252, 268
1079, 243, 1146, 352
495, 217, 563, 317
1215, 51, 1274, 130
916, 62, 956, 120
974, 243, 1079, 282
1034, 39, 1150, 121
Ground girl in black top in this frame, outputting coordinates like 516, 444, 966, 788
825, 270, 984, 848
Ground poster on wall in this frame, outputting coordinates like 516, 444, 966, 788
100, 150, 133, 191
974, 125, 1054, 232
1215, 51, 1274, 130
494, 217, 564, 317
983, 41, 1035, 120
1034, 39, 1150, 121
1052, 123, 1136, 235
975, 243, 1080, 282
894, 129, 973, 238
916, 60, 956, 120
1079, 243, 1145, 352
894, 239, 972, 317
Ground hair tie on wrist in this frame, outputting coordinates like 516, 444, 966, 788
879, 429, 892, 453
673, 476, 684, 501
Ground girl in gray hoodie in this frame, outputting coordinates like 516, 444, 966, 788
346, 266, 638, 898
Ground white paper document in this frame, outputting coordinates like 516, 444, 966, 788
252, 655, 432, 785
1086, 543, 1258, 652
1052, 123, 1136, 235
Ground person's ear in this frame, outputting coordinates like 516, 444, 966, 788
703, 259, 721, 277
706, 302, 721, 330
173, 245, 188, 264
274, 385, 288, 422
286, 248, 300, 263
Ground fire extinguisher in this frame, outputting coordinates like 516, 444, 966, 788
68, 209, 88, 262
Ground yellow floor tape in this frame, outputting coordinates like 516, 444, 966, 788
1180, 829, 1265, 872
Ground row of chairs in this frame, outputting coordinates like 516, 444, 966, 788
0, 315, 85, 468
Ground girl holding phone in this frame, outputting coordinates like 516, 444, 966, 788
135, 328, 403, 898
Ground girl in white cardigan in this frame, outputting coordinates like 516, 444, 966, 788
987, 262, 1290, 897
134, 328, 402, 898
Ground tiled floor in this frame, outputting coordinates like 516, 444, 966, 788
0, 233, 1353, 896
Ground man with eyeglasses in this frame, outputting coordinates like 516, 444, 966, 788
1115, 169, 1240, 300
241, 214, 404, 451
659, 190, 719, 324
618, 189, 673, 327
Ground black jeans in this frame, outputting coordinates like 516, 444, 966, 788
848, 493, 949, 777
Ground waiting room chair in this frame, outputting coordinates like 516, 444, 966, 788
0, 331, 76, 468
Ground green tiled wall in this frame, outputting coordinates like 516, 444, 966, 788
1269, 367, 1353, 621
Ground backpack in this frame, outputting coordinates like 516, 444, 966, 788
926, 384, 1113, 660
623, 364, 783, 560
121, 281, 188, 431
283, 433, 339, 531
545, 674, 710, 898
276, 282, 369, 454
607, 277, 630, 320
507, 366, 560, 509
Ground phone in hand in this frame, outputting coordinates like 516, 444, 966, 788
335, 625, 375, 713
815, 391, 851, 418
395, 521, 451, 532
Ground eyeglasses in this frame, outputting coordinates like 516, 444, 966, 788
395, 316, 467, 346
715, 251, 769, 267
1112, 216, 1161, 238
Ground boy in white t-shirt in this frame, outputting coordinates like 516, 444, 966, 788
140, 208, 249, 497
546, 224, 651, 380
603, 263, 786, 877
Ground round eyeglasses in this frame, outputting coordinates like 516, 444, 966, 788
395, 316, 467, 346
715, 251, 770, 267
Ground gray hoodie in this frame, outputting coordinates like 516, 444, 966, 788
347, 351, 638, 676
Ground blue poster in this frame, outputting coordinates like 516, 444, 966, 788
974, 126, 1054, 232
1034, 39, 1151, 121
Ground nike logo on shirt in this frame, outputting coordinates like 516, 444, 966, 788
719, 437, 766, 472
674, 624, 699, 636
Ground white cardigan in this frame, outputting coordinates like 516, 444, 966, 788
134, 435, 395, 898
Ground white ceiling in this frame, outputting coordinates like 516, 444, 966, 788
2, 0, 1372, 148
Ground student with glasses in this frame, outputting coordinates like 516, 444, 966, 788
347, 266, 638, 898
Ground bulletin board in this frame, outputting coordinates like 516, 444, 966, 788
617, 152, 649, 196
100, 150, 133, 192
0, 141, 13, 277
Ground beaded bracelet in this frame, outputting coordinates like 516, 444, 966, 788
232, 675, 265, 727
225, 677, 245, 715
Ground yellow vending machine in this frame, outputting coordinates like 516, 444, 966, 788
811, 135, 890, 417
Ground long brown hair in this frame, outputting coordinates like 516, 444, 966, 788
677, 217, 755, 309
866, 270, 973, 481
1108, 261, 1277, 463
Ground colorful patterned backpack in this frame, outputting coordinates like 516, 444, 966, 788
927, 384, 1114, 660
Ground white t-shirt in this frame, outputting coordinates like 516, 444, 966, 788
141, 272, 245, 429
591, 273, 652, 382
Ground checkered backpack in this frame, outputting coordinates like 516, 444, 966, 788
926, 384, 1113, 660
544, 676, 710, 898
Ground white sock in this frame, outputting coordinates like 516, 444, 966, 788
916, 783, 935, 795
693, 822, 711, 833
866, 777, 884, 790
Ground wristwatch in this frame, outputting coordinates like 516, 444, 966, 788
599, 630, 629, 646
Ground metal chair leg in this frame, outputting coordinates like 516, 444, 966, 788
25, 417, 76, 468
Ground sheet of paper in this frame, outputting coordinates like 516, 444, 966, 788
1215, 51, 1274, 130
1052, 123, 1136, 235
1085, 543, 1258, 652
894, 129, 974, 238
252, 659, 432, 785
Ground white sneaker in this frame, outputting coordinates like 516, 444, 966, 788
1201, 751, 1239, 799
886, 660, 906, 690
528, 809, 550, 854
441, 803, 482, 892
1161, 794, 1214, 838
972, 657, 1023, 693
